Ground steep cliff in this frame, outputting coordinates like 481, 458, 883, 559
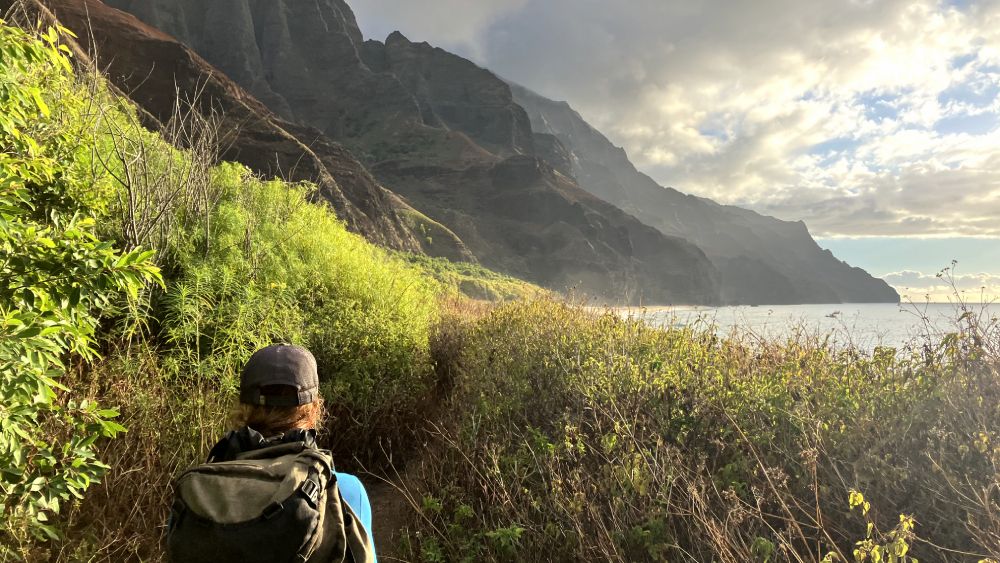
108, 0, 722, 304
361, 33, 536, 157
509, 83, 900, 304
105, 0, 422, 142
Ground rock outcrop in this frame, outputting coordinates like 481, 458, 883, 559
361, 33, 536, 157
509, 83, 900, 304
108, 0, 723, 304
105, 0, 423, 142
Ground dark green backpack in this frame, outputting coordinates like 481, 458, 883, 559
167, 441, 373, 563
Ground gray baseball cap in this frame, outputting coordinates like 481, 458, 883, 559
240, 344, 319, 407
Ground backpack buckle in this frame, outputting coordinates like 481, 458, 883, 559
300, 478, 321, 507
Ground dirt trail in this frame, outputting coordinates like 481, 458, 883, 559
364, 471, 418, 562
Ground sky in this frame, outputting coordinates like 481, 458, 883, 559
352, 0, 1000, 301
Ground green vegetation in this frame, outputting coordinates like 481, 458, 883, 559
393, 199, 545, 301
363, 126, 469, 165
401, 252, 545, 302
163, 165, 441, 453
0, 24, 160, 548
405, 300, 1000, 562
1, 23, 441, 560
3, 21, 1000, 563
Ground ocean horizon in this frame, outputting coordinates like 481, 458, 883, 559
618, 301, 997, 350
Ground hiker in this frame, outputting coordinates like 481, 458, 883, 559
166, 344, 377, 563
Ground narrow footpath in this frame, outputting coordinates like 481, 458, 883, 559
364, 472, 417, 562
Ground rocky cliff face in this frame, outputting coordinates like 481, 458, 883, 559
17, 0, 893, 305
509, 83, 900, 304
360, 33, 536, 157
105, 0, 423, 143
107, 0, 722, 304
8, 0, 432, 253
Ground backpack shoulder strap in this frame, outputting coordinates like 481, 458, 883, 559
340, 491, 375, 563
305, 468, 375, 563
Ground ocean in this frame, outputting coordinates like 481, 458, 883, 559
628, 302, 997, 350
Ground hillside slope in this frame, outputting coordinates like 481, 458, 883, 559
509, 83, 900, 305
3, 0, 437, 254
106, 0, 722, 305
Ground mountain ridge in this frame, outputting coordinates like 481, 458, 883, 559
104, 0, 723, 305
508, 82, 900, 304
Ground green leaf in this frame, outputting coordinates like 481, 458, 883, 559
15, 326, 42, 339
29, 87, 50, 117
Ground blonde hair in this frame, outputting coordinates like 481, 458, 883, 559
232, 396, 325, 437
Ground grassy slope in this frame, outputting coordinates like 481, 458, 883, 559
399, 252, 546, 302
4, 24, 1000, 563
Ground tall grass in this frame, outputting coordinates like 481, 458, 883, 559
405, 299, 1000, 562
55, 154, 445, 561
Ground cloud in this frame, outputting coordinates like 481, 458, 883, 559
349, 0, 528, 56
883, 269, 1000, 301
353, 0, 1000, 238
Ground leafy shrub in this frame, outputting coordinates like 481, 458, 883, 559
0, 23, 159, 553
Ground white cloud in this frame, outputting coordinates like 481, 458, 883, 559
349, 0, 528, 57
884, 269, 1000, 301
353, 0, 1000, 238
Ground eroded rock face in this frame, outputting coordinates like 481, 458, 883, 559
510, 82, 900, 304
107, 1, 536, 159
9, 0, 424, 253
531, 133, 575, 178
105, 0, 423, 143
361, 33, 536, 157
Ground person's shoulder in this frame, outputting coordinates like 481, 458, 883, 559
333, 472, 370, 517
335, 472, 365, 492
